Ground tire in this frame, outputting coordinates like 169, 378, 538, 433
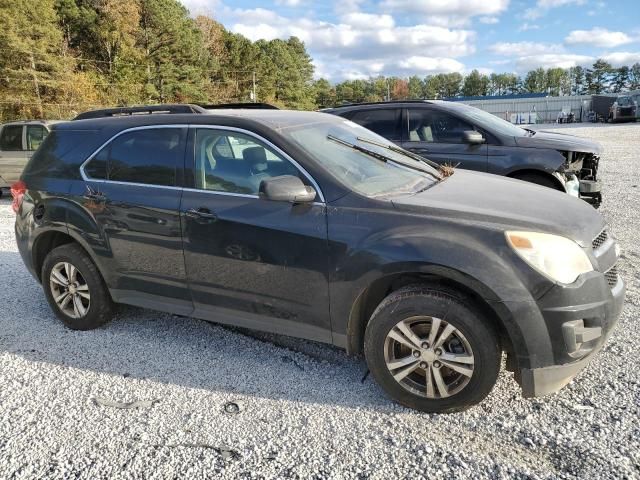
41, 243, 113, 330
512, 172, 561, 190
364, 285, 501, 413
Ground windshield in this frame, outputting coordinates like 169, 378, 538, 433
617, 96, 632, 106
453, 104, 530, 137
277, 118, 440, 198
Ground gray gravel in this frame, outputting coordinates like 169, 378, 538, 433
1, 123, 639, 479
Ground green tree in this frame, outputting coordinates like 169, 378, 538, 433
587, 59, 612, 94
407, 75, 424, 99
630, 63, 640, 90
569, 66, 586, 95
611, 66, 630, 93
462, 69, 489, 97
523, 67, 546, 93
0, 0, 78, 119
545, 68, 570, 96
137, 0, 208, 102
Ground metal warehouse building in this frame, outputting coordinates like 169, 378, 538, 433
448, 91, 640, 124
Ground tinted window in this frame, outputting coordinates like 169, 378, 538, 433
22, 129, 104, 180
86, 128, 183, 186
26, 125, 48, 151
348, 109, 401, 141
408, 109, 474, 144
194, 129, 303, 195
0, 125, 23, 151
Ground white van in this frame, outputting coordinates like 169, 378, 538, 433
0, 120, 62, 193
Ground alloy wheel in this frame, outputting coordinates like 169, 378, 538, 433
49, 261, 91, 319
383, 316, 475, 399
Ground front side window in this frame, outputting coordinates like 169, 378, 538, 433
194, 129, 303, 195
407, 109, 474, 144
26, 125, 48, 151
0, 125, 23, 151
84, 128, 184, 186
348, 109, 402, 141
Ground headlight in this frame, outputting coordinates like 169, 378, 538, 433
505, 231, 593, 284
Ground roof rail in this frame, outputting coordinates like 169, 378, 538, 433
200, 102, 279, 110
72, 104, 206, 121
329, 100, 435, 109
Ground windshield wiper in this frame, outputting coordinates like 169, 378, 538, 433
327, 135, 441, 181
356, 136, 442, 171
327, 134, 390, 163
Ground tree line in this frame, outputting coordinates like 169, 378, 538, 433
315, 60, 640, 107
1, 0, 640, 121
0, 0, 316, 121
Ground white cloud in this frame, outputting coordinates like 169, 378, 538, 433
565, 28, 634, 48
275, 0, 303, 5
338, 12, 395, 30
518, 23, 540, 32
380, 0, 508, 26
524, 0, 585, 20
601, 52, 640, 67
479, 16, 500, 24
515, 53, 593, 70
489, 41, 564, 57
227, 7, 475, 79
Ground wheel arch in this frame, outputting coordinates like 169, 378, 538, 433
506, 168, 565, 191
345, 267, 523, 368
32, 228, 109, 286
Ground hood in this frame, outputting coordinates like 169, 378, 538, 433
515, 130, 602, 155
391, 170, 604, 247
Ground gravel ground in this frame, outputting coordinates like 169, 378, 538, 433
0, 123, 639, 479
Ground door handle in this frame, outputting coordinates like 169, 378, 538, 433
185, 208, 218, 222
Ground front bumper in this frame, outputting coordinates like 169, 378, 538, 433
518, 270, 625, 397
563, 174, 601, 207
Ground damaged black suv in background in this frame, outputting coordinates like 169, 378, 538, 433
14, 106, 623, 413
325, 101, 603, 207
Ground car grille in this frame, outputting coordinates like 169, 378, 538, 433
605, 265, 619, 288
592, 229, 608, 250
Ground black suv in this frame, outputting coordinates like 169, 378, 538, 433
325, 101, 603, 207
14, 106, 624, 413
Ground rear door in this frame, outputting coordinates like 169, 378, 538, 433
346, 108, 403, 143
180, 126, 331, 342
0, 124, 28, 186
401, 108, 488, 172
75, 126, 191, 313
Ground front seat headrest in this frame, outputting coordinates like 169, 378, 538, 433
243, 146, 268, 172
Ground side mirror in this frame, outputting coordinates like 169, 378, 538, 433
463, 130, 485, 145
259, 175, 316, 203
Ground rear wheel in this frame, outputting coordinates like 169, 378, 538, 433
364, 286, 501, 413
42, 243, 113, 330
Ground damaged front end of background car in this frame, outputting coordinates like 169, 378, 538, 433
557, 149, 601, 207
514, 130, 603, 208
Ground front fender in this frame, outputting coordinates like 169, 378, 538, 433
488, 145, 566, 176
328, 215, 555, 369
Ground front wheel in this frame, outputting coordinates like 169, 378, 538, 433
42, 243, 114, 330
364, 286, 501, 413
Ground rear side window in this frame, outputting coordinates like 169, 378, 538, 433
22, 129, 100, 179
26, 125, 48, 151
348, 109, 402, 141
84, 128, 185, 186
0, 125, 23, 151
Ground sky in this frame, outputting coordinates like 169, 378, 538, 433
179, 0, 640, 82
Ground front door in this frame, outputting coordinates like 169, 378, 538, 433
73, 126, 191, 313
180, 127, 331, 342
401, 108, 488, 172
